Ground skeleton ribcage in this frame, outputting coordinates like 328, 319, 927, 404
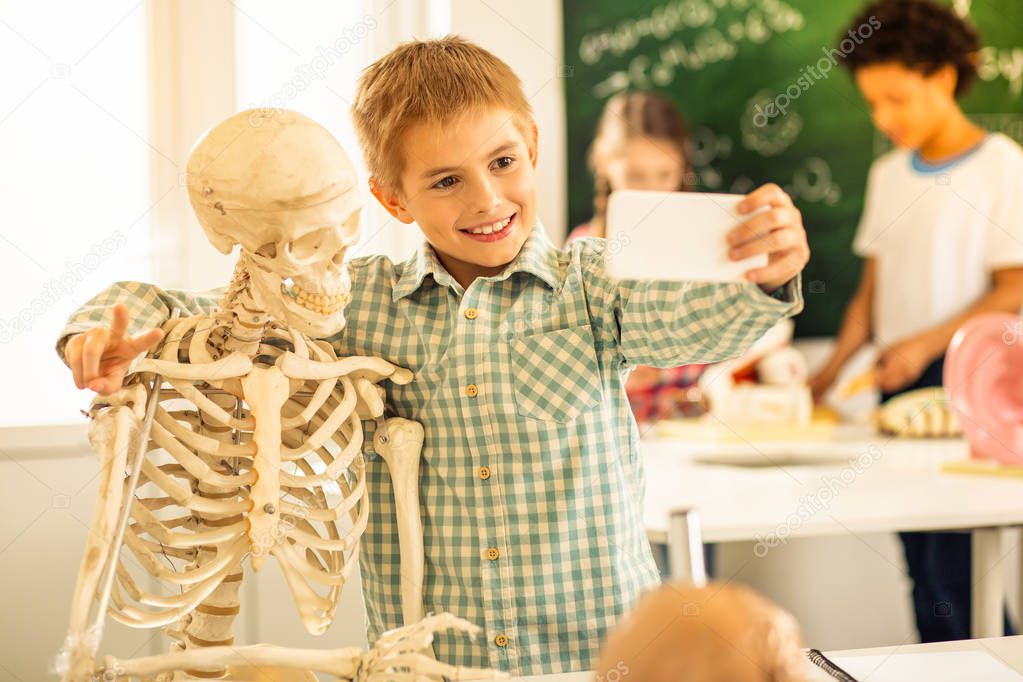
107, 315, 384, 637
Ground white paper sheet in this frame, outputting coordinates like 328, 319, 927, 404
826, 651, 1023, 681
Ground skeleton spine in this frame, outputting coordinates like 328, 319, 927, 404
216, 255, 271, 357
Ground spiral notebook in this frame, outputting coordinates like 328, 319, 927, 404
805, 649, 859, 681
805, 648, 1023, 681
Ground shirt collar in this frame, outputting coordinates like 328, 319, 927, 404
392, 220, 561, 301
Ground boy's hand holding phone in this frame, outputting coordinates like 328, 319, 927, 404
729, 183, 811, 294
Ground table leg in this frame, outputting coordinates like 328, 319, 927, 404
1019, 528, 1023, 633
668, 508, 706, 586
972, 527, 1005, 638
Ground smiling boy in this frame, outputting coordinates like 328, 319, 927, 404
59, 37, 808, 673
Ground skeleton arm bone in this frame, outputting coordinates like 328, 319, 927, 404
102, 614, 509, 680
375, 418, 426, 626
57, 387, 146, 681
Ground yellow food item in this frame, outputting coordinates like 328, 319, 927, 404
838, 368, 876, 399
813, 405, 841, 424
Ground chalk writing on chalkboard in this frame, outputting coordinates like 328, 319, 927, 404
685, 118, 840, 207
724, 159, 841, 206
741, 90, 803, 157
584, 0, 805, 98
978, 47, 1023, 97
954, 0, 972, 15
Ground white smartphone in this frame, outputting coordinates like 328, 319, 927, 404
604, 189, 768, 282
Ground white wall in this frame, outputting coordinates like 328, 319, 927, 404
0, 438, 159, 680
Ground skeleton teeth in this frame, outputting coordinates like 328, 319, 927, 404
282, 283, 346, 313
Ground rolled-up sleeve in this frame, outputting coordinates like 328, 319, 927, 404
55, 280, 224, 367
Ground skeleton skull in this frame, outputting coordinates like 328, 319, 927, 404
186, 108, 361, 337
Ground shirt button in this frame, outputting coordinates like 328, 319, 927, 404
464, 307, 478, 320
465, 384, 479, 397
495, 634, 509, 647
486, 547, 500, 561
478, 466, 492, 480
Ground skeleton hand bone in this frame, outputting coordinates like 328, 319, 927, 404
97, 612, 509, 681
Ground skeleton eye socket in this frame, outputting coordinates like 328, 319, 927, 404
286, 227, 339, 261
255, 242, 278, 258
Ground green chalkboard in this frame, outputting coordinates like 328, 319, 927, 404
562, 0, 1023, 336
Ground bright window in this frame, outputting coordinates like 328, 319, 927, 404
0, 1, 151, 426
233, 0, 428, 261
0, 0, 451, 427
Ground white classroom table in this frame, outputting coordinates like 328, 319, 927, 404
640, 423, 1023, 639
511, 635, 1023, 681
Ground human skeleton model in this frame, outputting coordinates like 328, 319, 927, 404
56, 110, 504, 681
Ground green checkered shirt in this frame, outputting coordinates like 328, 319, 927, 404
56, 223, 802, 674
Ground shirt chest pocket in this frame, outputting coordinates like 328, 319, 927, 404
508, 325, 604, 423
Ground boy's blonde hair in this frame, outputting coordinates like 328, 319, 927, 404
352, 35, 534, 190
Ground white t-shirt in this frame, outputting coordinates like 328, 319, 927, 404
852, 133, 1023, 346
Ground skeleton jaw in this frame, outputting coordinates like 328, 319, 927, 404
284, 281, 350, 317
238, 252, 350, 339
